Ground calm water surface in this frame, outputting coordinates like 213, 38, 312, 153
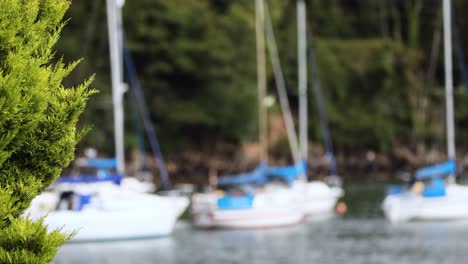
53, 183, 468, 264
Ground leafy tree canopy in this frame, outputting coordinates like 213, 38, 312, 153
0, 0, 94, 262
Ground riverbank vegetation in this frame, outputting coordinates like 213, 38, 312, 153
58, 0, 468, 182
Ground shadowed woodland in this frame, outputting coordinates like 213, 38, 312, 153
58, 0, 468, 184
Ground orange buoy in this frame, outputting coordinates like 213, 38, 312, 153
336, 202, 347, 215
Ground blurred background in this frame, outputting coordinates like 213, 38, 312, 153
45, 1, 468, 263
58, 0, 468, 185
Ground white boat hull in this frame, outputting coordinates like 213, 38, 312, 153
194, 207, 304, 229
295, 181, 343, 217
192, 188, 304, 229
382, 184, 468, 222
28, 186, 189, 242
192, 180, 342, 228
43, 207, 179, 241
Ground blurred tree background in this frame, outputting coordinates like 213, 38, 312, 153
56, 0, 468, 178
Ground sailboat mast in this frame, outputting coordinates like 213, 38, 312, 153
443, 0, 456, 175
256, 0, 268, 162
106, 0, 125, 174
264, 3, 300, 166
297, 0, 308, 164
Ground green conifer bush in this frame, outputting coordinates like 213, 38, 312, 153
0, 0, 95, 262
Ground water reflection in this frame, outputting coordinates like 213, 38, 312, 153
54, 219, 468, 264
53, 182, 468, 264
53, 236, 175, 264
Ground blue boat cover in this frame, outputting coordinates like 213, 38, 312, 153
56, 157, 122, 185
57, 174, 123, 185
217, 162, 268, 186
84, 158, 118, 170
266, 160, 307, 185
386, 185, 404, 195
415, 160, 456, 180
76, 194, 93, 211
217, 194, 254, 210
423, 178, 446, 197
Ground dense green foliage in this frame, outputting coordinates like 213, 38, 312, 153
58, 0, 468, 155
124, 0, 257, 147
313, 39, 419, 150
0, 0, 94, 262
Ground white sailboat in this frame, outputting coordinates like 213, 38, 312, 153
191, 0, 343, 228
382, 0, 468, 222
26, 0, 189, 241
292, 0, 343, 218
192, 185, 305, 229
262, 0, 343, 218
28, 182, 189, 241
191, 0, 305, 229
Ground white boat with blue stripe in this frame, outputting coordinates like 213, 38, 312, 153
27, 158, 189, 242
382, 160, 468, 222
382, 0, 468, 223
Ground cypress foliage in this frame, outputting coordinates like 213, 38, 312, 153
0, 0, 95, 262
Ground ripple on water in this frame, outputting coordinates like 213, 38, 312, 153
53, 219, 468, 264
53, 183, 468, 264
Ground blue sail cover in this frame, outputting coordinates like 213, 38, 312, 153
386, 185, 404, 195
58, 158, 122, 185
415, 160, 456, 180
217, 194, 254, 210
422, 177, 446, 197
266, 161, 307, 185
217, 162, 268, 186
83, 158, 118, 169
57, 174, 123, 185
76, 194, 93, 211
